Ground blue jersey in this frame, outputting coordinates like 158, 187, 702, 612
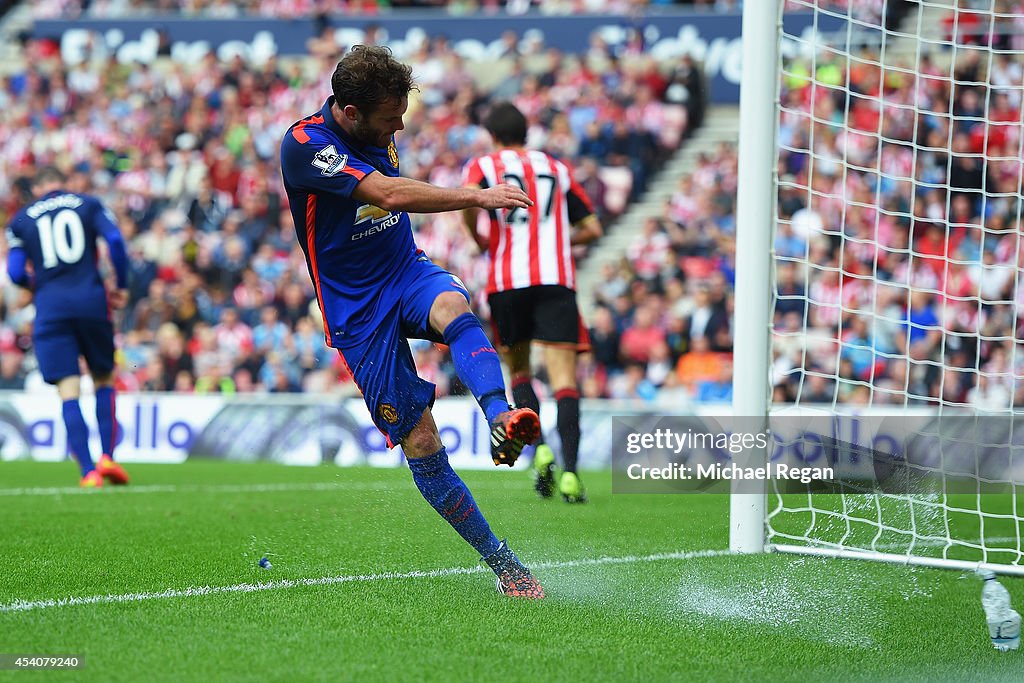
280, 97, 419, 348
5, 190, 127, 324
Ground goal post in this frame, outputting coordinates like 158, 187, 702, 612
729, 0, 781, 554
731, 0, 1024, 574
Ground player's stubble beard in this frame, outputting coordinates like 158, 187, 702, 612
351, 117, 391, 149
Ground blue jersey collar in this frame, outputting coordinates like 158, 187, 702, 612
320, 97, 348, 139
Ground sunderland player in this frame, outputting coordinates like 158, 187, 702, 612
280, 46, 544, 598
462, 103, 603, 504
5, 167, 130, 488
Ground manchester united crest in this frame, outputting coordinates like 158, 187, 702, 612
378, 402, 399, 424
387, 140, 399, 168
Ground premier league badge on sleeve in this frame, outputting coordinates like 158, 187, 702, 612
312, 145, 348, 176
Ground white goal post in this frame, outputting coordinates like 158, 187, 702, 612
729, 0, 779, 554
731, 0, 1024, 576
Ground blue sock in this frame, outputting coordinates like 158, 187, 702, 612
95, 386, 117, 458
443, 313, 509, 423
62, 399, 94, 476
407, 447, 501, 558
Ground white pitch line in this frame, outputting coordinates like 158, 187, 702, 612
0, 480, 511, 497
0, 549, 733, 614
0, 482, 356, 497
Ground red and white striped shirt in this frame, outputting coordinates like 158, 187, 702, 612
464, 148, 594, 294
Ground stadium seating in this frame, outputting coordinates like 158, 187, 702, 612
0, 9, 692, 395
601, 20, 1024, 406
0, 0, 929, 401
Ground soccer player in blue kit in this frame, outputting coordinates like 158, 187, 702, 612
5, 167, 131, 488
280, 46, 545, 598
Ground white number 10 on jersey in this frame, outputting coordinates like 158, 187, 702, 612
36, 209, 86, 268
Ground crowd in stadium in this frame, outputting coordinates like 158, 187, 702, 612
587, 141, 736, 403
26, 0, 919, 20
581, 1, 1024, 408
4, 2, 1023, 409
603, 21, 1024, 409
775, 10, 1024, 410
30, 0, 741, 19
0, 19, 695, 396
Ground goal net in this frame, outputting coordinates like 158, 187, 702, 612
751, 0, 1024, 574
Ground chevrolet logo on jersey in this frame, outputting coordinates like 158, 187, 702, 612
355, 203, 392, 225
352, 204, 401, 240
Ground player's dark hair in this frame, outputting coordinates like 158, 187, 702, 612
484, 102, 528, 146
33, 166, 67, 187
331, 45, 417, 115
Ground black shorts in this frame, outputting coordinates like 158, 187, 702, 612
487, 285, 589, 350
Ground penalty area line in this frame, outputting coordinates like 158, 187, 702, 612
0, 549, 733, 614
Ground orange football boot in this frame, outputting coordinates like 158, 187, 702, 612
484, 540, 546, 599
80, 470, 104, 488
96, 454, 130, 485
489, 408, 541, 467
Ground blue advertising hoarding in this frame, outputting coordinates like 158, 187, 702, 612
33, 11, 846, 102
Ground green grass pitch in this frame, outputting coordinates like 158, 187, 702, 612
0, 460, 1021, 682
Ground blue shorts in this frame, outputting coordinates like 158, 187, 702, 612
337, 256, 470, 448
33, 317, 115, 385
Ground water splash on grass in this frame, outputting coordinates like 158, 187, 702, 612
671, 555, 944, 648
